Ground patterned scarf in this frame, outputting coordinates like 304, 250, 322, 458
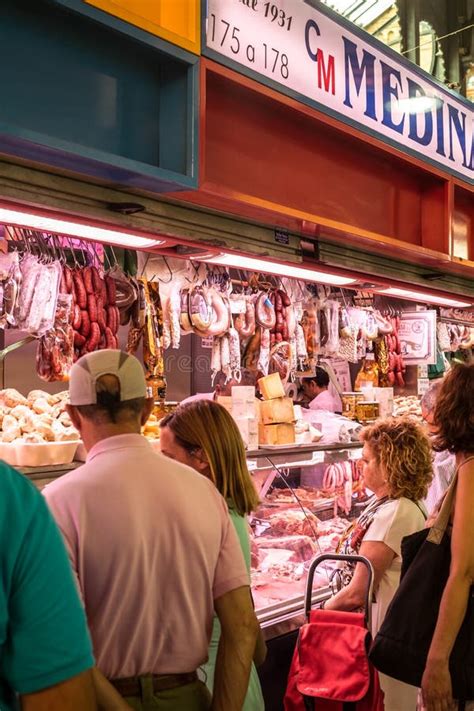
330, 496, 390, 592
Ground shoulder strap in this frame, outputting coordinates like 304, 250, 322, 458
414, 500, 428, 521
427, 471, 457, 544
426, 456, 474, 543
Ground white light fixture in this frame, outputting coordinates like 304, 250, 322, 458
378, 287, 472, 308
203, 253, 356, 286
0, 207, 165, 249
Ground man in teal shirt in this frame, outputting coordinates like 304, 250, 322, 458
0, 460, 96, 710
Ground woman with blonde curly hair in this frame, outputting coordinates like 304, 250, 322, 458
159, 400, 265, 711
324, 417, 433, 710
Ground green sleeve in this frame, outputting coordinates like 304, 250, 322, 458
0, 467, 94, 695
228, 509, 251, 574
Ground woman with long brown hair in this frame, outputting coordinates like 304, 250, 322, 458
420, 362, 474, 711
159, 400, 265, 711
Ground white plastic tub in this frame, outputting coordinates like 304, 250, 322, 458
0, 441, 79, 468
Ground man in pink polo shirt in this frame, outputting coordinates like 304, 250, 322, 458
44, 350, 258, 711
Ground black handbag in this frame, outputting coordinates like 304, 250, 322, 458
369, 470, 474, 700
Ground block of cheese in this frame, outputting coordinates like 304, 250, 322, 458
259, 422, 295, 446
258, 373, 285, 400
260, 397, 295, 425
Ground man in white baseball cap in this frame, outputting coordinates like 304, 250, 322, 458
44, 350, 258, 711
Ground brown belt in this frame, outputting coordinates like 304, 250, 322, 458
110, 672, 198, 697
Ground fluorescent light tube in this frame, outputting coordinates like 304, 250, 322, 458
378, 287, 472, 308
0, 207, 164, 249
203, 253, 356, 286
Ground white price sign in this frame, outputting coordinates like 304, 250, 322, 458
418, 364, 429, 378
321, 357, 352, 393
201, 336, 214, 349
418, 378, 430, 396
399, 311, 437, 365
205, 0, 473, 185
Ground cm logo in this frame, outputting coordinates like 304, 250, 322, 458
305, 19, 336, 95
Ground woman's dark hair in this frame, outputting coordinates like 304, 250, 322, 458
433, 363, 474, 454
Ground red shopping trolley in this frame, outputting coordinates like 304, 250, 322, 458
284, 553, 385, 711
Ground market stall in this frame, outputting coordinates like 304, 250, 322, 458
0, 4, 472, 707
0, 213, 472, 706
0, 222, 472, 543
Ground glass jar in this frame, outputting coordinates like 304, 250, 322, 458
355, 401, 380, 424
342, 392, 366, 420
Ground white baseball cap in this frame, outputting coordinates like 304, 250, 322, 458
69, 350, 147, 406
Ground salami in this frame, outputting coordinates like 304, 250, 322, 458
211, 336, 222, 384
194, 289, 230, 338
180, 289, 192, 331
220, 334, 231, 381
189, 286, 212, 331
236, 299, 256, 338
105, 275, 116, 306
228, 327, 241, 380
169, 285, 181, 348
255, 292, 276, 330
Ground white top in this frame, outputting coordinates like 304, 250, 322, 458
424, 450, 456, 514
308, 389, 341, 413
363, 497, 426, 638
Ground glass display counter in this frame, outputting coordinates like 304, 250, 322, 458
247, 442, 366, 636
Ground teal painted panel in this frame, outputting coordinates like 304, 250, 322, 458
0, 0, 197, 187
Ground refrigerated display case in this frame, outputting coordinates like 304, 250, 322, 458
247, 441, 365, 638
247, 441, 366, 710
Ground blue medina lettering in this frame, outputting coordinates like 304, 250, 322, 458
342, 37, 473, 171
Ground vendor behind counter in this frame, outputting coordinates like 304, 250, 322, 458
299, 367, 342, 413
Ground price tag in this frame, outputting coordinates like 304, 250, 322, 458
348, 449, 362, 461
418, 364, 428, 378
311, 451, 325, 464
201, 336, 213, 349
417, 378, 430, 396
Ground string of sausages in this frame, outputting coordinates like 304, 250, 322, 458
63, 265, 119, 358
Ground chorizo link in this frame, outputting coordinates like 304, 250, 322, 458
80, 310, 91, 338
83, 267, 94, 295
73, 270, 87, 309
87, 294, 98, 323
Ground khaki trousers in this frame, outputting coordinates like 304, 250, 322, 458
122, 675, 212, 711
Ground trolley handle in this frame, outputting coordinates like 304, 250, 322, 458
305, 553, 375, 629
